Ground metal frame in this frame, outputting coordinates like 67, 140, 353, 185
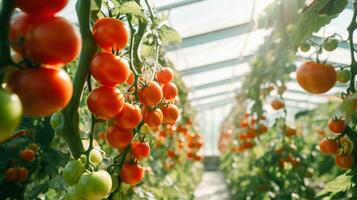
156, 0, 204, 11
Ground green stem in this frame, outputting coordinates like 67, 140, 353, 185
347, 3, 357, 93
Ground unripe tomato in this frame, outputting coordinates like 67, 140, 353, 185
271, 99, 284, 110
7, 67, 73, 117
337, 70, 351, 83
17, 167, 29, 182
50, 112, 62, 130
90, 53, 130, 86
323, 38, 338, 51
335, 154, 354, 169
20, 149, 36, 162
131, 141, 150, 160
89, 149, 103, 165
93, 18, 129, 51
328, 119, 346, 134
142, 108, 163, 128
138, 81, 163, 106
27, 17, 81, 65
77, 170, 112, 200
120, 163, 144, 186
162, 82, 178, 100
319, 139, 338, 155
299, 43, 310, 52
63, 160, 85, 186
114, 103, 142, 130
0, 90, 22, 143
5, 167, 18, 182
161, 104, 179, 125
106, 126, 133, 148
87, 86, 124, 119
156, 68, 174, 84
296, 61, 336, 94
16, 0, 68, 17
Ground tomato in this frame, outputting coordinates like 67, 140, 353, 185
10, 13, 35, 54
167, 150, 176, 158
131, 141, 150, 160
271, 99, 284, 110
258, 124, 268, 134
162, 82, 178, 100
319, 139, 338, 155
156, 67, 174, 84
16, 0, 68, 17
27, 17, 81, 65
7, 67, 73, 117
337, 69, 351, 83
93, 18, 129, 51
87, 86, 124, 119
50, 112, 62, 130
20, 149, 36, 162
89, 149, 103, 165
5, 167, 18, 182
299, 42, 310, 52
246, 128, 257, 139
127, 71, 135, 85
0, 90, 22, 143
63, 160, 85, 186
285, 127, 297, 137
120, 163, 144, 186
106, 126, 133, 149
335, 154, 354, 169
296, 61, 336, 94
90, 53, 130, 86
328, 119, 346, 133
161, 104, 179, 125
240, 119, 249, 128
114, 103, 142, 130
142, 108, 163, 128
17, 167, 28, 182
138, 81, 163, 106
77, 170, 112, 200
323, 38, 338, 51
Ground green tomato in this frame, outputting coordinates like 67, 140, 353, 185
0, 90, 22, 143
63, 160, 85, 186
80, 155, 87, 164
110, 175, 118, 193
65, 186, 85, 200
50, 112, 62, 130
323, 38, 338, 51
77, 170, 112, 200
299, 43, 310, 52
337, 70, 351, 83
89, 149, 103, 165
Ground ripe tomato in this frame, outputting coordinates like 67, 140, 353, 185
246, 128, 257, 139
142, 108, 163, 128
285, 127, 297, 137
27, 17, 81, 65
161, 104, 179, 125
90, 53, 130, 86
328, 119, 346, 133
17, 167, 29, 182
296, 61, 336, 94
162, 82, 178, 100
127, 71, 134, 85
156, 68, 174, 84
77, 170, 112, 200
10, 13, 35, 54
63, 160, 85, 186
167, 150, 176, 158
7, 67, 73, 117
106, 126, 133, 148
93, 18, 129, 51
335, 154, 354, 169
5, 167, 18, 182
89, 149, 103, 165
16, 0, 68, 17
87, 86, 124, 119
120, 163, 144, 186
20, 149, 36, 162
114, 103, 142, 130
131, 141, 150, 160
319, 139, 338, 155
138, 81, 163, 106
0, 90, 22, 143
271, 99, 284, 110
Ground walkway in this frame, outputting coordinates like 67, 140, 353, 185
194, 171, 231, 200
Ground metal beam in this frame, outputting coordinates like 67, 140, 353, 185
191, 75, 244, 91
156, 0, 204, 11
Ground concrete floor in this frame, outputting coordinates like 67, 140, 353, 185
194, 171, 231, 200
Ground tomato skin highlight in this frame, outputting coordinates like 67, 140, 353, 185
7, 67, 73, 117
114, 103, 142, 130
335, 154, 354, 169
161, 104, 179, 125
90, 53, 130, 86
328, 119, 346, 134
296, 61, 336, 94
142, 108, 163, 128
16, 0, 68, 17
26, 16, 81, 65
319, 139, 338, 155
93, 17, 129, 51
106, 126, 133, 149
120, 163, 144, 186
162, 82, 178, 100
138, 81, 163, 106
87, 86, 124, 119
156, 68, 174, 84
0, 90, 22, 143
131, 141, 150, 160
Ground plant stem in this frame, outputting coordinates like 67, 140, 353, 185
347, 2, 357, 93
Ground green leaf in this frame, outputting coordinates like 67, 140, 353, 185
158, 25, 182, 45
317, 172, 353, 197
117, 1, 144, 16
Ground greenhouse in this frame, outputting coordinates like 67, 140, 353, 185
0, 0, 357, 199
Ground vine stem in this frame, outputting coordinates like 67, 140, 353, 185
347, 2, 357, 93
58, 0, 98, 159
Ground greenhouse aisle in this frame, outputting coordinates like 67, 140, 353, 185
194, 171, 231, 200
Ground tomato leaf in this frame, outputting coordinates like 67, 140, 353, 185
317, 172, 353, 198
117, 1, 144, 17
158, 25, 182, 45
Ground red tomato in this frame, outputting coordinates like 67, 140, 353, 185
319, 139, 338, 155
335, 154, 354, 169
17, 167, 29, 182
138, 81, 163, 106
16, 0, 68, 17
328, 119, 346, 134
7, 67, 73, 117
93, 18, 129, 51
161, 104, 179, 125
162, 82, 178, 100
131, 141, 150, 160
90, 52, 130, 86
87, 86, 124, 119
27, 16, 81, 65
114, 103, 142, 130
20, 149, 36, 162
167, 150, 176, 158
126, 71, 135, 85
5, 168, 18, 182
106, 126, 133, 149
156, 68, 174, 84
10, 13, 35, 54
271, 99, 284, 110
120, 163, 144, 186
142, 108, 163, 128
